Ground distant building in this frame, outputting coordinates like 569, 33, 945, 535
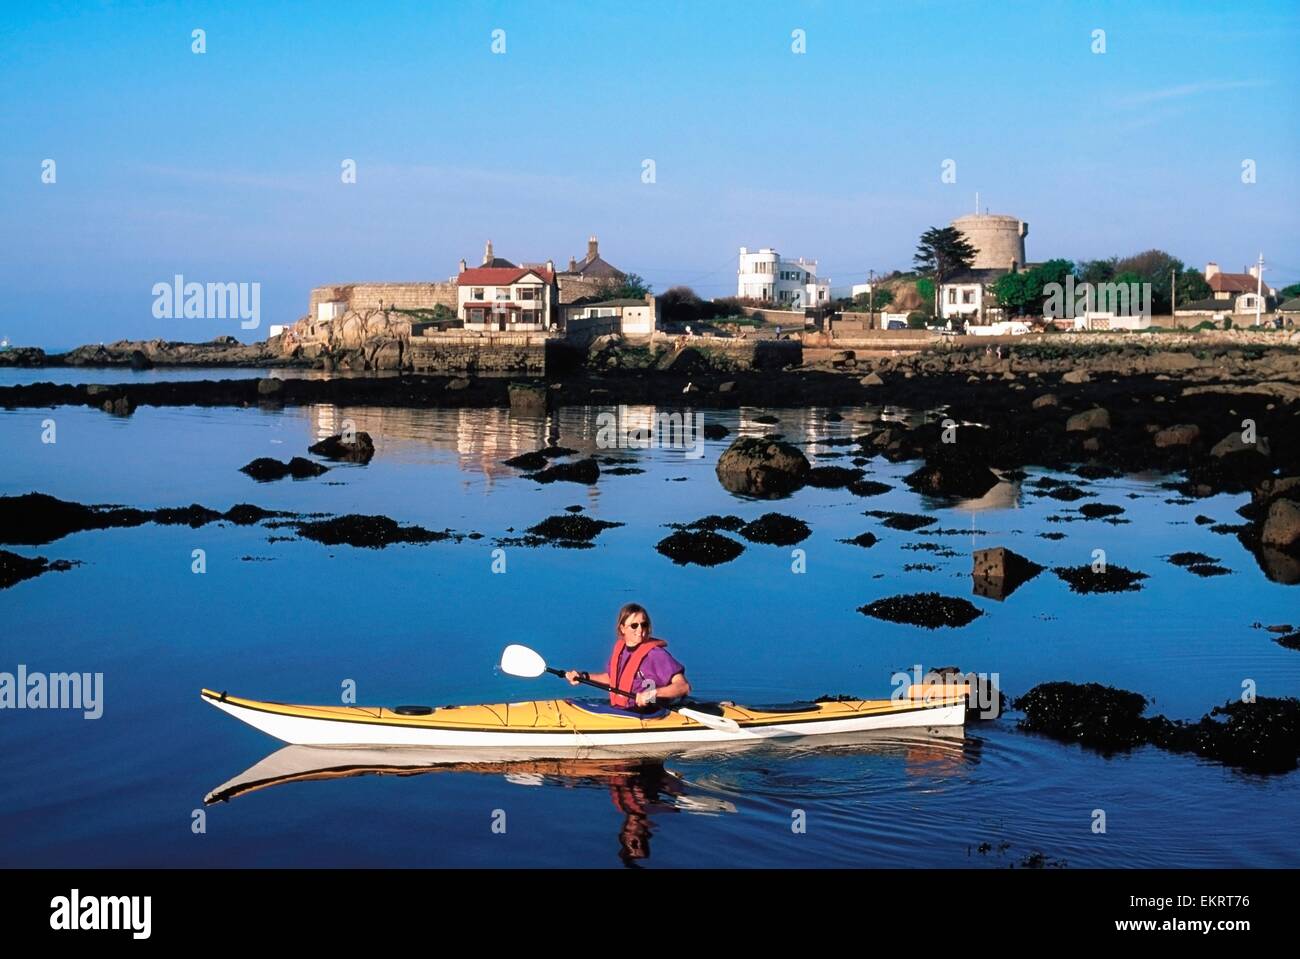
737, 247, 830, 307
1206, 262, 1275, 300
456, 265, 557, 331
558, 236, 627, 304
940, 209, 1031, 324
562, 295, 659, 337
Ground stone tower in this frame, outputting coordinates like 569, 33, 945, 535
951, 213, 1029, 271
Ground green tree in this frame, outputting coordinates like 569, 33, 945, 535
1176, 269, 1211, 306
853, 288, 894, 311
1278, 282, 1300, 301
1112, 250, 1183, 313
1078, 258, 1117, 284
594, 272, 652, 300
993, 259, 1074, 315
914, 227, 976, 313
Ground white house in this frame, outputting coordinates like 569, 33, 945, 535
562, 295, 658, 336
737, 247, 830, 308
457, 265, 557, 331
939, 268, 1009, 322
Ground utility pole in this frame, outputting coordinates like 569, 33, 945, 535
868, 269, 875, 329
1171, 269, 1176, 317
1256, 252, 1265, 327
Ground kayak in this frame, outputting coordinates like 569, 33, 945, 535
200, 686, 966, 754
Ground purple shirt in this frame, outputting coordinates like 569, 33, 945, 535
615, 645, 686, 697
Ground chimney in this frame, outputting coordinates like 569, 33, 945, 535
483, 240, 494, 265
545, 259, 554, 274
568, 256, 578, 272
587, 235, 598, 261
1205, 262, 1219, 280
458, 258, 467, 273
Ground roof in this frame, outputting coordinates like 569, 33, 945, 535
562, 255, 626, 280
1278, 297, 1300, 312
1210, 272, 1265, 294
458, 267, 555, 286
573, 298, 647, 308
1178, 297, 1231, 312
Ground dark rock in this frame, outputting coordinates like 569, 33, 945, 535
1015, 681, 1151, 751
904, 458, 1001, 499
240, 457, 330, 482
1078, 503, 1125, 519
864, 509, 936, 531
295, 514, 455, 548
702, 423, 730, 440
655, 530, 745, 566
508, 382, 549, 415
1053, 564, 1148, 593
0, 550, 76, 589
525, 514, 622, 543
715, 436, 810, 498
528, 458, 600, 485
858, 593, 983, 629
676, 514, 746, 533
504, 451, 548, 470
738, 512, 810, 546
840, 531, 879, 548
804, 466, 866, 489
847, 479, 892, 498
308, 431, 376, 464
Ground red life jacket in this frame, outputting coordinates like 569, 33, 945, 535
606, 637, 666, 708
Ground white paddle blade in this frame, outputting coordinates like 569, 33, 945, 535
500, 644, 547, 678
678, 708, 740, 733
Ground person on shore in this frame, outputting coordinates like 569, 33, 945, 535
566, 604, 690, 711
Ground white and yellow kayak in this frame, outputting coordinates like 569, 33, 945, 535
200, 686, 966, 756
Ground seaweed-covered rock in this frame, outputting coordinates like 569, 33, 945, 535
308, 431, 376, 464
529, 458, 600, 485
675, 515, 746, 534
863, 510, 936, 531
1053, 564, 1148, 593
738, 512, 810, 546
804, 466, 865, 489
847, 479, 892, 498
295, 515, 455, 548
1147, 698, 1300, 773
702, 423, 730, 441
715, 437, 810, 497
1015, 682, 1151, 751
858, 593, 983, 629
655, 530, 745, 566
525, 514, 622, 544
1078, 502, 1124, 519
840, 531, 879, 549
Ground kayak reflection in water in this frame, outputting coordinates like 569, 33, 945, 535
565, 603, 691, 713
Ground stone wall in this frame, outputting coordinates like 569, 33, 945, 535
557, 275, 612, 304
408, 332, 548, 375
309, 282, 457, 318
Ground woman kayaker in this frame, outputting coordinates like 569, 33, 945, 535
565, 603, 690, 711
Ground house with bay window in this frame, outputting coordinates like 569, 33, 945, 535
457, 265, 557, 331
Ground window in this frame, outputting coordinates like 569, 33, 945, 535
495, 287, 511, 300
948, 288, 957, 304
471, 287, 485, 301
962, 290, 975, 305
517, 287, 535, 301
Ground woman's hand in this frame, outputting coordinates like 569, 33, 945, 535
564, 670, 581, 686
635, 688, 659, 708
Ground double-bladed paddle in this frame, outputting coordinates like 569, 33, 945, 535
499, 644, 740, 733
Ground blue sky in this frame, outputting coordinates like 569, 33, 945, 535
1, 0, 1297, 347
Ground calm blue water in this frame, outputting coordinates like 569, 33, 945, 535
1, 402, 1297, 867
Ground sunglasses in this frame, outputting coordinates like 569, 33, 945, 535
624, 622, 648, 631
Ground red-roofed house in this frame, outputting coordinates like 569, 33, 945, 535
457, 263, 557, 331
1206, 262, 1275, 300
